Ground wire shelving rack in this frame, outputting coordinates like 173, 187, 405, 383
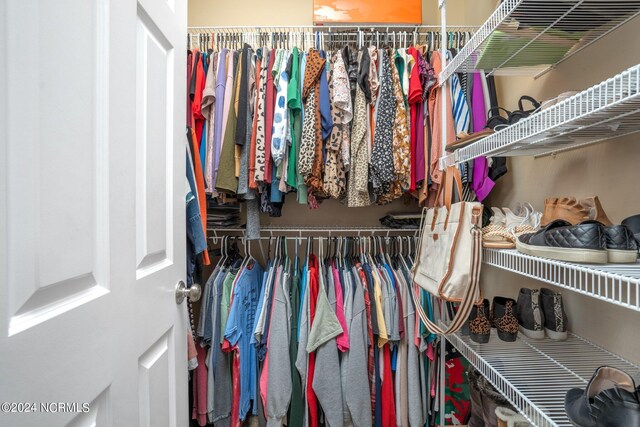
441, 63, 640, 166
440, 0, 640, 82
447, 332, 640, 427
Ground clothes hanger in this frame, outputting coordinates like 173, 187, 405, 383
294, 235, 299, 273
238, 237, 254, 272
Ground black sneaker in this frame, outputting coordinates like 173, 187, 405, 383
515, 288, 545, 339
516, 220, 607, 264
604, 224, 638, 263
540, 288, 568, 340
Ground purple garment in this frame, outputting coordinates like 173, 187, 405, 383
415, 103, 426, 183
212, 49, 228, 188
471, 72, 494, 201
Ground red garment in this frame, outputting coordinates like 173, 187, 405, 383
231, 350, 241, 427
187, 52, 193, 127
192, 52, 206, 146
407, 47, 422, 192
407, 47, 422, 104
191, 341, 208, 426
307, 255, 320, 427
381, 344, 397, 427
264, 50, 277, 183
410, 104, 418, 191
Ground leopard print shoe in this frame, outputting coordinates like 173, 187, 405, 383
492, 296, 519, 342
469, 299, 491, 344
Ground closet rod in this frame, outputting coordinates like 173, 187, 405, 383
209, 235, 419, 242
208, 227, 419, 238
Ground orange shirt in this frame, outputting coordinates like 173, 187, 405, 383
190, 128, 210, 265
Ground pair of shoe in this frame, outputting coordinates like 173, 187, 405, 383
483, 203, 542, 249
468, 297, 519, 343
515, 287, 568, 341
516, 220, 638, 264
542, 196, 613, 227
565, 366, 640, 426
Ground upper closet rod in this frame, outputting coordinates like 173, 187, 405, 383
188, 25, 478, 32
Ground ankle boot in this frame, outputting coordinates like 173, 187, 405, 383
541, 197, 590, 226
469, 299, 491, 344
515, 288, 545, 339
540, 288, 568, 340
492, 297, 519, 342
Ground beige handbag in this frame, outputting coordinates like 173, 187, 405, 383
412, 166, 483, 334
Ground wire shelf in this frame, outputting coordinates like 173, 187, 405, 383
447, 331, 640, 427
441, 63, 640, 166
483, 248, 640, 312
440, 0, 640, 82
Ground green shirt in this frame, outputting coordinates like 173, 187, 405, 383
215, 58, 241, 194
286, 48, 301, 190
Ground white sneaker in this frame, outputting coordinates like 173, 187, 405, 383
504, 202, 541, 231
490, 207, 506, 226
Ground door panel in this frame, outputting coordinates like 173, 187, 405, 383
138, 330, 175, 427
0, 0, 188, 425
135, 7, 174, 277
5, 0, 111, 337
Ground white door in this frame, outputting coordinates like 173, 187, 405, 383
0, 0, 189, 426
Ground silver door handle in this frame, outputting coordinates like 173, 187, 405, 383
175, 281, 201, 304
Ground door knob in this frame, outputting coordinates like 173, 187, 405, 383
175, 281, 202, 304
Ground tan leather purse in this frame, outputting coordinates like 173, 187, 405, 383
411, 166, 483, 334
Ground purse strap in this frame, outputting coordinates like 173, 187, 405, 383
435, 166, 463, 211
411, 223, 482, 335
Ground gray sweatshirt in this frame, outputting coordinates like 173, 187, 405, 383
340, 268, 354, 426
266, 269, 293, 426
343, 266, 373, 427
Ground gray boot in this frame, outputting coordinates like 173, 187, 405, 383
515, 288, 545, 340
540, 288, 568, 340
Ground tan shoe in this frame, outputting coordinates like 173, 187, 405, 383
579, 196, 613, 226
541, 197, 590, 226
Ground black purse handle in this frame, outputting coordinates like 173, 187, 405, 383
518, 95, 541, 113
487, 106, 511, 120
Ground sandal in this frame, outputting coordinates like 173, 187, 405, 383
483, 224, 516, 248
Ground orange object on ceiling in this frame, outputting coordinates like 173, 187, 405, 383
314, 0, 423, 24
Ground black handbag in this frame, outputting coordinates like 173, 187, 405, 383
486, 107, 511, 130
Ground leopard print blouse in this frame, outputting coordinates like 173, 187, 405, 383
324, 51, 350, 200
347, 50, 372, 208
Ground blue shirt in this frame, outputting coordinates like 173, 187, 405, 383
224, 261, 264, 420
297, 263, 308, 341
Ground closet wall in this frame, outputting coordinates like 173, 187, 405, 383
188, 0, 640, 363
188, 0, 496, 27
487, 17, 640, 365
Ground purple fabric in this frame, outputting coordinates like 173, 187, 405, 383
415, 103, 426, 183
471, 72, 495, 201
212, 49, 228, 188
471, 73, 486, 132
